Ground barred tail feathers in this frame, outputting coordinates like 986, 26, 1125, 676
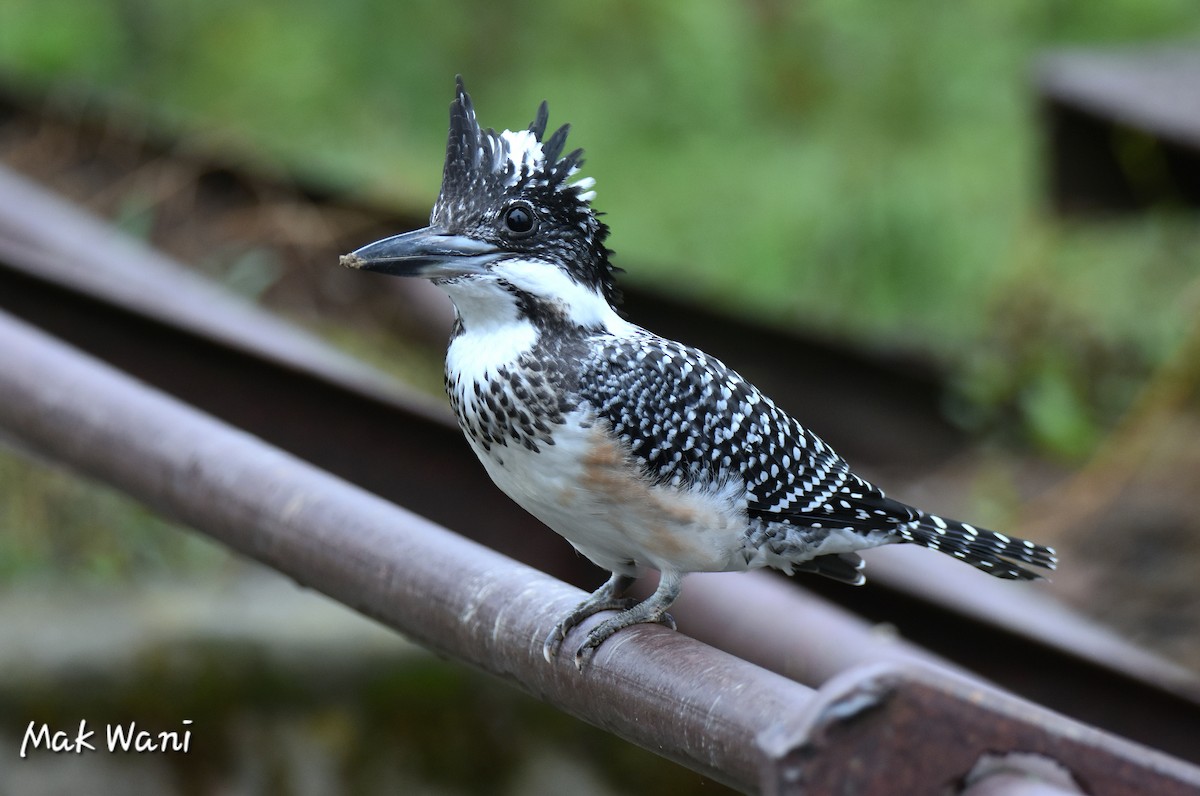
899, 512, 1057, 581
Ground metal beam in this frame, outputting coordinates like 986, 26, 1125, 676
1, 187, 1199, 758
762, 663, 1200, 795
4, 309, 1200, 794
0, 308, 814, 791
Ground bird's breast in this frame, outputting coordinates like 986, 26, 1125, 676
465, 408, 751, 576
444, 324, 750, 575
444, 323, 566, 454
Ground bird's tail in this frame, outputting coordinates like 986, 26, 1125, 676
901, 512, 1057, 581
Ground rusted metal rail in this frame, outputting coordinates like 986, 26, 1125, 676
3, 88, 1200, 786
0, 307, 811, 789
2, 309, 1199, 794
2, 162, 1199, 762
758, 663, 1200, 795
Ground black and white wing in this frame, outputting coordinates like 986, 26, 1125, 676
578, 330, 1056, 581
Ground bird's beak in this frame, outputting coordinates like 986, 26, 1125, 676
340, 226, 501, 279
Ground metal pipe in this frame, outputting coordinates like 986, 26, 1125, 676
761, 662, 1200, 796
6, 309, 1200, 794
0, 308, 815, 791
0, 163, 434, 412
665, 569, 967, 682
3, 158, 1198, 742
3, 97, 1200, 791
3, 233, 1200, 760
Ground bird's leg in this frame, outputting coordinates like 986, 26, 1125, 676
543, 572, 638, 663
573, 569, 683, 670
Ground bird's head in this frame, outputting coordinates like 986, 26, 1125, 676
342, 77, 620, 331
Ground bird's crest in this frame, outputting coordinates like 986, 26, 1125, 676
435, 76, 596, 224
434, 76, 618, 307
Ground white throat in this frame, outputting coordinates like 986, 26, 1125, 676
493, 259, 630, 334
440, 259, 632, 340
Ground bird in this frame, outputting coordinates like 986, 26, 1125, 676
341, 77, 1057, 669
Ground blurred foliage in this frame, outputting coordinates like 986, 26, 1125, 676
0, 445, 227, 581
1, 0, 1198, 452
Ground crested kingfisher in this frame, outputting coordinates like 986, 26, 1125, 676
342, 77, 1057, 669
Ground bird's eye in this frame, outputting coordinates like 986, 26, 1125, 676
502, 202, 537, 237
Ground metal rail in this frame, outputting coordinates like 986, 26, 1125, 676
3, 94, 1200, 786
0, 308, 811, 789
759, 663, 1200, 795
2, 310, 1199, 794
2, 159, 1200, 760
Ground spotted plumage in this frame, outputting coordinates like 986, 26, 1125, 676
342, 77, 1058, 668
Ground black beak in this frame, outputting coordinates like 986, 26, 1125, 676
340, 226, 501, 279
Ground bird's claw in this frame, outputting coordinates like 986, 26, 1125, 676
573, 634, 602, 670
543, 594, 640, 664
544, 574, 680, 671
542, 623, 568, 664
565, 610, 678, 671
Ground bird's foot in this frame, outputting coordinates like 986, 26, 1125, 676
542, 596, 640, 663
550, 570, 685, 671
572, 608, 676, 670
543, 573, 637, 663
